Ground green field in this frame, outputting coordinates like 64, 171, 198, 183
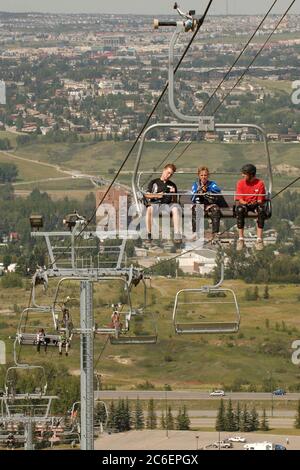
1, 278, 300, 391
1, 137, 300, 200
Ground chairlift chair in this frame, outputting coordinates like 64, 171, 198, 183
15, 307, 69, 357
109, 308, 158, 345
4, 365, 48, 399
173, 287, 240, 334
109, 276, 158, 344
132, 8, 273, 225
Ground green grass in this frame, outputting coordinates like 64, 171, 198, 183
0, 150, 64, 182
1, 279, 300, 391
5, 141, 300, 196
253, 78, 293, 94
0, 130, 19, 147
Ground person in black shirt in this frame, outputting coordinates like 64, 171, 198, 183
144, 163, 181, 243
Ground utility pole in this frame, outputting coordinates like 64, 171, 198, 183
80, 280, 94, 450
165, 385, 169, 438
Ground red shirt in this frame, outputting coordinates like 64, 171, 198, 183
235, 178, 266, 204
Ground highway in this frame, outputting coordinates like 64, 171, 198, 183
94, 391, 300, 401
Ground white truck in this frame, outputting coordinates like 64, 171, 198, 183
244, 441, 273, 450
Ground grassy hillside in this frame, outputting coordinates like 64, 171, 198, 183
1, 138, 300, 200
1, 277, 300, 391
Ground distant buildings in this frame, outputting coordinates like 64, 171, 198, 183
0, 81, 6, 105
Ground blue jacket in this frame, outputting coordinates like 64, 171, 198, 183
191, 180, 221, 204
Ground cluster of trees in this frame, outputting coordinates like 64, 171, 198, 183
106, 398, 190, 433
244, 285, 269, 301
221, 244, 300, 284
0, 163, 18, 183
216, 400, 269, 432
0, 138, 11, 150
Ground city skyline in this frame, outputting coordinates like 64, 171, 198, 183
1, 0, 299, 15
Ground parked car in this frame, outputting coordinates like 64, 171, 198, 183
228, 436, 246, 443
274, 444, 286, 450
209, 390, 225, 396
213, 441, 232, 449
272, 389, 286, 396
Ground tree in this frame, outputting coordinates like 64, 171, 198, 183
146, 399, 157, 429
160, 411, 166, 430
250, 407, 259, 431
166, 406, 174, 430
240, 404, 252, 432
294, 400, 300, 429
134, 398, 144, 430
176, 406, 190, 430
263, 285, 270, 299
260, 408, 270, 431
225, 399, 235, 431
0, 163, 18, 183
216, 399, 226, 431
94, 401, 108, 428
107, 401, 117, 430
234, 402, 241, 431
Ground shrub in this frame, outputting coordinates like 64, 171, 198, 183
1, 273, 23, 288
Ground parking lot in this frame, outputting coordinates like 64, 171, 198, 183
95, 430, 300, 450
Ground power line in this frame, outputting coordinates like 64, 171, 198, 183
163, 0, 295, 169
212, 0, 296, 115
199, 0, 278, 115
271, 176, 300, 200
147, 0, 278, 174
46, 0, 214, 270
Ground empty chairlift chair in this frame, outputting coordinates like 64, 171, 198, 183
173, 286, 240, 334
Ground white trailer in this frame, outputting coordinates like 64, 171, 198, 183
244, 441, 273, 450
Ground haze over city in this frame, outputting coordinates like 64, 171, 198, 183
1, 0, 299, 15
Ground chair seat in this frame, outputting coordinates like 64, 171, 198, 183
109, 335, 157, 345
17, 333, 60, 346
175, 322, 239, 334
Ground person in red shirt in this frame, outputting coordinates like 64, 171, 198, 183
235, 164, 266, 251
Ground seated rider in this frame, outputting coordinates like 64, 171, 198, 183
191, 166, 222, 239
111, 309, 122, 329
58, 331, 69, 356
144, 163, 181, 243
235, 163, 267, 251
36, 328, 47, 353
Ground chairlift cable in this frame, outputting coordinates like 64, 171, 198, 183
271, 176, 300, 200
212, 0, 297, 115
94, 336, 110, 370
45, 0, 215, 271
199, 0, 279, 115
146, 0, 279, 173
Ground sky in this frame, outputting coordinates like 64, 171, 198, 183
0, 0, 299, 15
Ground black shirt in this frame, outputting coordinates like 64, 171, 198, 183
146, 178, 177, 205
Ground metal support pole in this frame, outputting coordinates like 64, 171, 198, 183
25, 418, 34, 450
80, 280, 94, 450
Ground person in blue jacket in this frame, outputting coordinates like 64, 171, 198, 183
191, 166, 222, 238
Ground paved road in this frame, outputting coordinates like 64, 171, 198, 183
95, 390, 300, 401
